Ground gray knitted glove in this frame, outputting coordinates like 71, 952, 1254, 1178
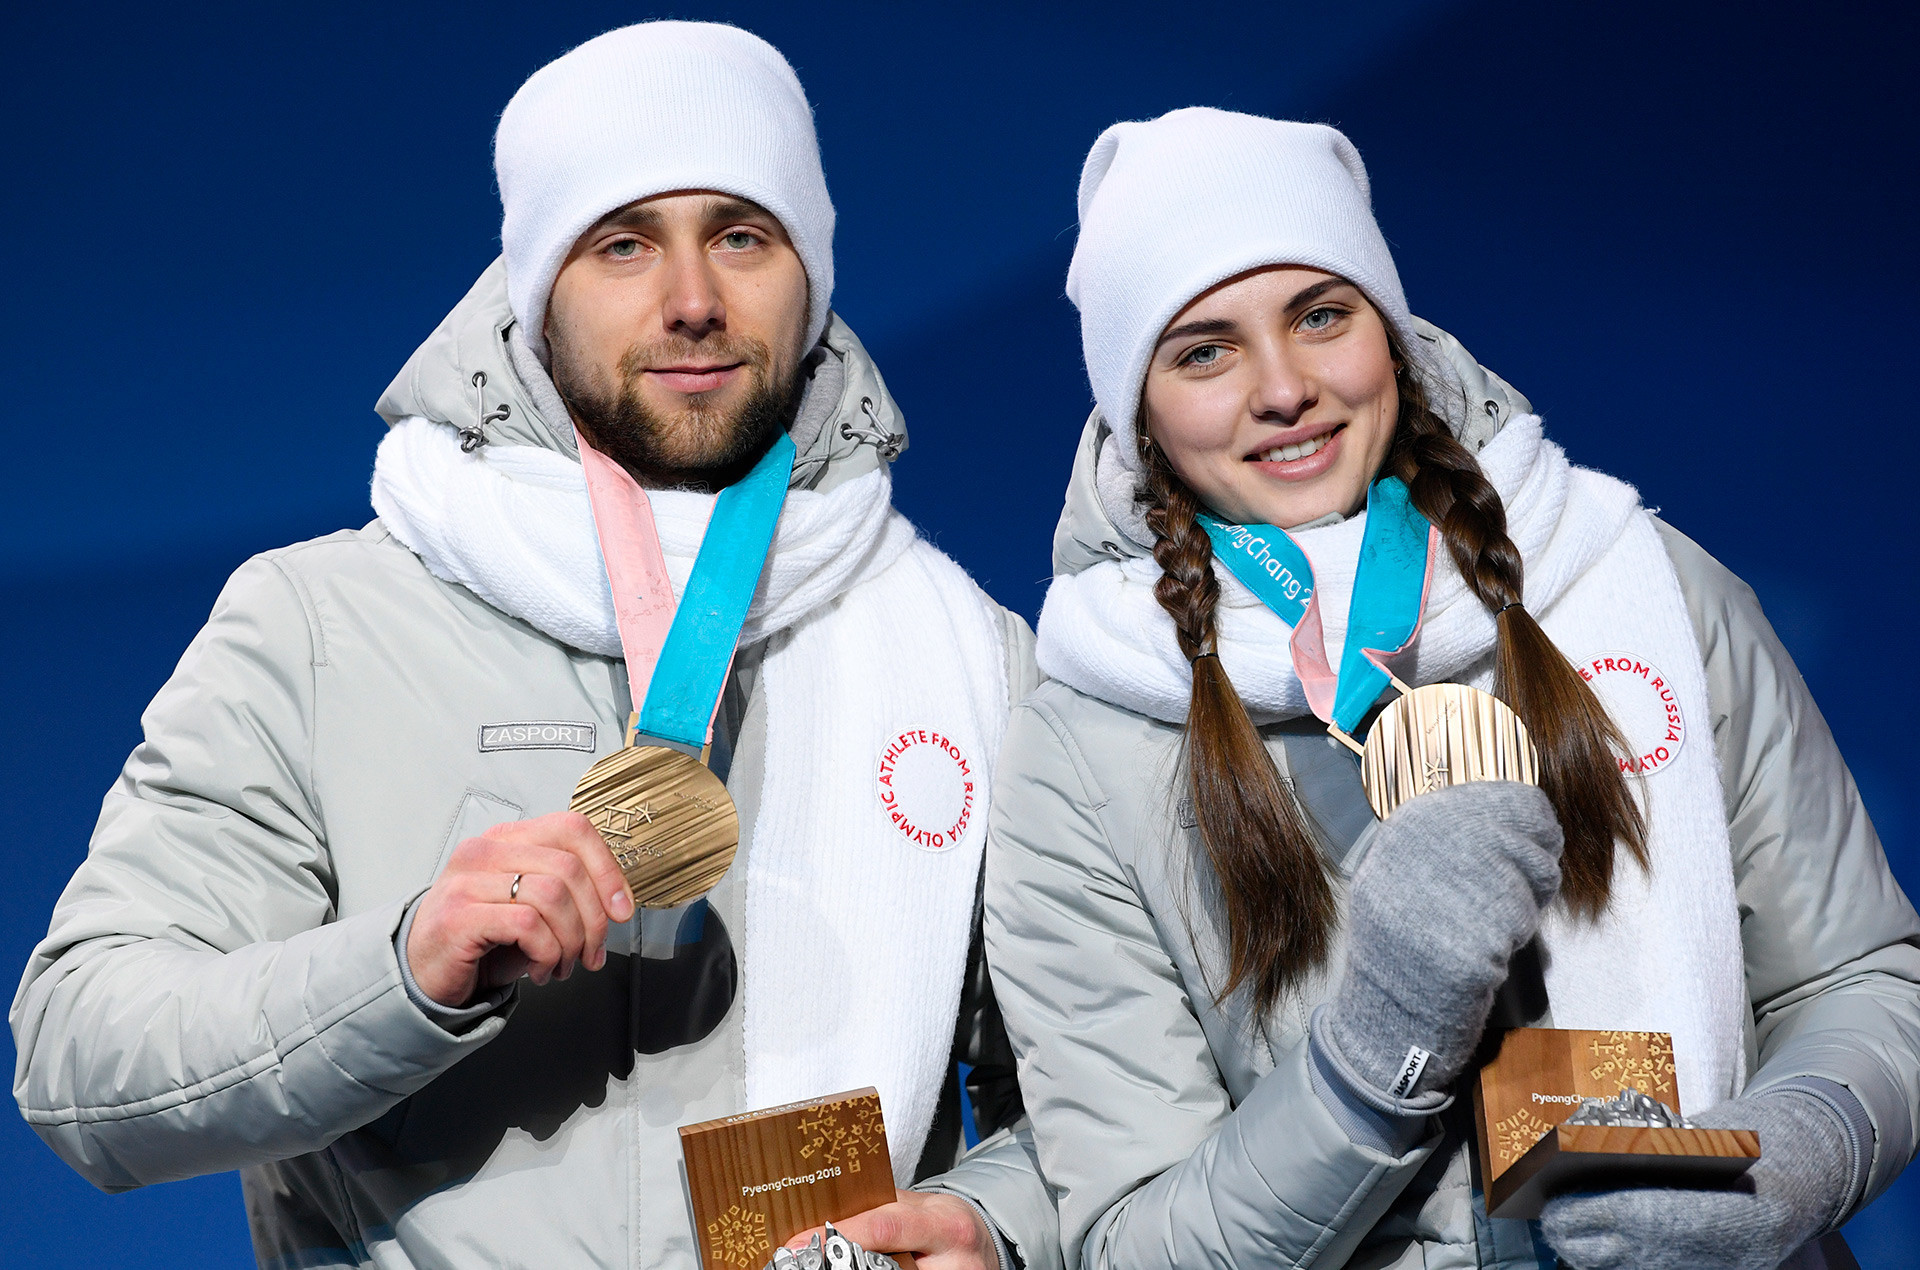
1319, 781, 1563, 1101
1540, 1085, 1861, 1270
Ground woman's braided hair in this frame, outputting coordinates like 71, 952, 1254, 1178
1140, 330, 1647, 1015
1143, 443, 1337, 1010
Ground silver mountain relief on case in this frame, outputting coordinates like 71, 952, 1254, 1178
767, 1223, 901, 1270
1563, 1086, 1698, 1129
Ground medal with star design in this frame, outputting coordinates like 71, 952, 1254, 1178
570, 721, 739, 908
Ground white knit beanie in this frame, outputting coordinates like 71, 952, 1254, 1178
495, 21, 836, 362
1067, 107, 1419, 478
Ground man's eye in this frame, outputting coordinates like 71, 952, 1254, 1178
607, 240, 640, 258
720, 230, 759, 250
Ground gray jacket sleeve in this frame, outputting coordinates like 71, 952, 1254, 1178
917, 608, 1066, 1270
9, 554, 507, 1192
1660, 521, 1920, 1213
983, 699, 1438, 1270
919, 1126, 1060, 1270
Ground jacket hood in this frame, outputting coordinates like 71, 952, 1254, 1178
1052, 315, 1536, 577
375, 257, 906, 493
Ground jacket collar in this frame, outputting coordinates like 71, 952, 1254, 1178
1052, 315, 1537, 577
373, 257, 910, 493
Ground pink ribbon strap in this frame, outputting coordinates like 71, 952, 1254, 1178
576, 427, 709, 734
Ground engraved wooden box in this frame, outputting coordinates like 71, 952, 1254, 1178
680, 1087, 917, 1270
1473, 1028, 1759, 1218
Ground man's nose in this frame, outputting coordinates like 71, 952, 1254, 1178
660, 253, 726, 336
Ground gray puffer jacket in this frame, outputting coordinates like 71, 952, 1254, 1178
12, 261, 1060, 1270
983, 326, 1920, 1269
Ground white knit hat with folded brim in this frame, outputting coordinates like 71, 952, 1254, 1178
1067, 108, 1425, 484
496, 21, 835, 363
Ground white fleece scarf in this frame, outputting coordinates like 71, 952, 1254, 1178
1038, 417, 1749, 1112
373, 417, 1011, 1181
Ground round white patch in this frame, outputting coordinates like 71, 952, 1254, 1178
1577, 651, 1687, 776
875, 727, 977, 852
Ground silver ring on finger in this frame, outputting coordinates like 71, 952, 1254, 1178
509, 872, 523, 903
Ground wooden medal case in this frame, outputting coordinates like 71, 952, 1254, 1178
1473, 1028, 1760, 1218
680, 1088, 916, 1270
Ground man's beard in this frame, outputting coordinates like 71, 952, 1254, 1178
550, 331, 802, 491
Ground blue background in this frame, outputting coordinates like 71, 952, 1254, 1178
3, 1, 1915, 1263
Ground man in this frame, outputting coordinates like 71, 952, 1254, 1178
12, 23, 1056, 1270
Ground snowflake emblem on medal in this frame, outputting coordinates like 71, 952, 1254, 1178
875, 727, 977, 852
1576, 652, 1687, 776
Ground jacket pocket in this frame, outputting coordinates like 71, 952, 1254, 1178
428, 789, 525, 882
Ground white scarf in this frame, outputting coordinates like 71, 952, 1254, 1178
372, 417, 1011, 1180
1037, 417, 1749, 1112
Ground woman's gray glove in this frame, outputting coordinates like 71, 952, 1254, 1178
1540, 1085, 1860, 1270
1319, 781, 1563, 1102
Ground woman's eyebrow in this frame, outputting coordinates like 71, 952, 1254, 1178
1156, 279, 1355, 351
1284, 277, 1349, 311
1157, 317, 1237, 348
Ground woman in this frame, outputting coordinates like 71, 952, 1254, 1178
983, 107, 1919, 1269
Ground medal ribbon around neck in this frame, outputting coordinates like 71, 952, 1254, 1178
1200, 476, 1540, 817
1200, 476, 1437, 744
569, 428, 795, 907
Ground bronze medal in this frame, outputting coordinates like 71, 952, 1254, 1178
1355, 681, 1540, 820
570, 744, 739, 909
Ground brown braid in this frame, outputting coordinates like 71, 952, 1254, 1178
1383, 342, 1647, 914
1140, 434, 1336, 1012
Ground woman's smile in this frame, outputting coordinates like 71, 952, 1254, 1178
1244, 423, 1346, 484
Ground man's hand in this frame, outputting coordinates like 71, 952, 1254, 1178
785, 1190, 998, 1270
405, 812, 635, 1008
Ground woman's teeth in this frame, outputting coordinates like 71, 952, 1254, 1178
1255, 433, 1331, 463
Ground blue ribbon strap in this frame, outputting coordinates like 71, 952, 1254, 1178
634, 432, 795, 749
1329, 478, 1430, 734
1198, 514, 1315, 626
1200, 477, 1434, 737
